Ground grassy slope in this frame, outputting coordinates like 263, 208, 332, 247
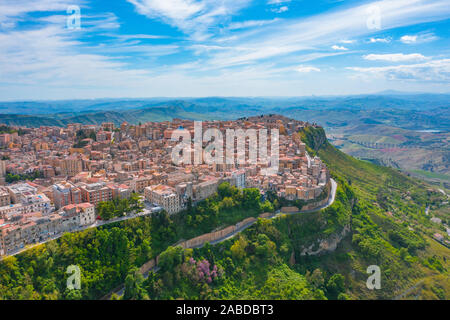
299, 126, 449, 299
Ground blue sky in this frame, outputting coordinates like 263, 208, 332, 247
0, 0, 449, 100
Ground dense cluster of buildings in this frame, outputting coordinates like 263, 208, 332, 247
0, 181, 96, 255
0, 115, 330, 256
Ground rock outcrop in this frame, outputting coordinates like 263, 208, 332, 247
300, 224, 351, 256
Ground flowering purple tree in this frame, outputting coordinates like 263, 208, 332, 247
188, 258, 221, 284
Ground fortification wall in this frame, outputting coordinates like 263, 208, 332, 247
138, 214, 268, 275
139, 258, 156, 274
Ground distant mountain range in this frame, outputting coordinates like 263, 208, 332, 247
0, 94, 449, 130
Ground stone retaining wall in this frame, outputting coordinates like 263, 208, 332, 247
281, 181, 332, 213
138, 214, 268, 275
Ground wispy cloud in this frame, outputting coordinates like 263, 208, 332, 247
267, 0, 291, 4
271, 6, 289, 14
0, 0, 84, 28
347, 59, 450, 82
400, 35, 417, 44
340, 39, 356, 44
369, 37, 391, 43
126, 0, 253, 40
363, 53, 429, 62
296, 65, 320, 73
268, 0, 291, 13
38, 12, 121, 30
0, 2, 177, 95
400, 32, 439, 44
228, 19, 280, 31
332, 45, 348, 51
200, 0, 450, 68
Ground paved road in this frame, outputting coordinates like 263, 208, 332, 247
206, 178, 337, 246
1, 206, 154, 260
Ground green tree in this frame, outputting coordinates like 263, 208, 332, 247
230, 236, 247, 260
158, 246, 184, 272
242, 188, 261, 209
326, 274, 346, 299
123, 267, 148, 300
218, 182, 233, 198
306, 269, 325, 289
220, 197, 235, 210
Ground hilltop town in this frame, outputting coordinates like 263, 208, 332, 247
0, 115, 330, 256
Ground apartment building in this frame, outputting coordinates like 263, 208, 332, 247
0, 193, 52, 217
145, 185, 181, 215
0, 186, 10, 207
0, 213, 63, 256
79, 182, 113, 206
110, 184, 131, 200
60, 202, 96, 227
7, 183, 37, 203
60, 156, 83, 176
102, 122, 114, 132
0, 134, 11, 146
130, 176, 153, 193
52, 181, 82, 209
20, 194, 52, 215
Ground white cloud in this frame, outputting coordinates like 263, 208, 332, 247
204, 0, 450, 68
271, 6, 289, 13
0, 25, 156, 87
363, 53, 429, 62
294, 51, 353, 63
228, 19, 279, 31
127, 0, 253, 39
340, 39, 356, 44
369, 37, 390, 43
332, 45, 348, 51
347, 59, 450, 82
106, 34, 168, 41
296, 65, 320, 73
400, 32, 438, 44
268, 0, 290, 13
400, 35, 417, 43
0, 7, 179, 96
267, 0, 291, 4
0, 0, 84, 28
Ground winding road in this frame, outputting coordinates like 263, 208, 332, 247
207, 179, 338, 246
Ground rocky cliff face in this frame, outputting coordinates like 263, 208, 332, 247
299, 126, 329, 153
300, 224, 351, 256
